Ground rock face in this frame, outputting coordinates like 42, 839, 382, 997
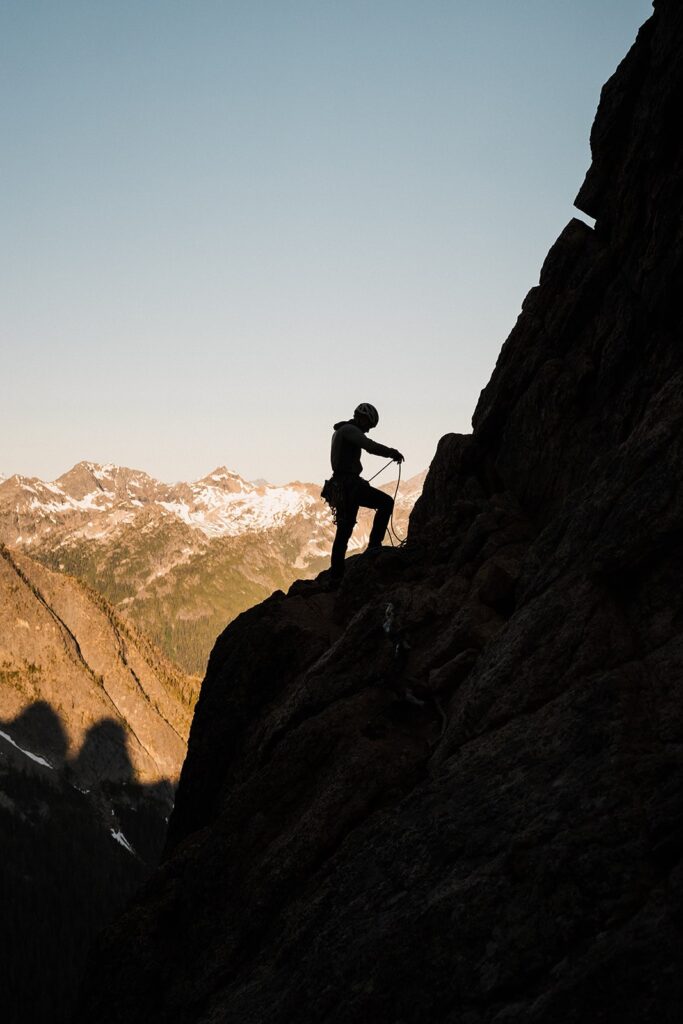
77, 4, 683, 1022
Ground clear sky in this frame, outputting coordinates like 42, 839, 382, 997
1, 0, 653, 485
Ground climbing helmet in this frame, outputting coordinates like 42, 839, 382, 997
354, 402, 379, 428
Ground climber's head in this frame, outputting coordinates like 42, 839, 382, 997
353, 402, 379, 431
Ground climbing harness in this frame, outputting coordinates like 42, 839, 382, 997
320, 477, 346, 524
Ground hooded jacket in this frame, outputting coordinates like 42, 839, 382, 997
331, 421, 397, 477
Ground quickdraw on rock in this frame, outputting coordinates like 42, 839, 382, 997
383, 602, 395, 635
380, 603, 449, 743
383, 601, 411, 663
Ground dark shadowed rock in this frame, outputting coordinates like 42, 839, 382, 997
76, 4, 683, 1022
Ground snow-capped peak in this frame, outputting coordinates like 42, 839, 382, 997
203, 466, 238, 482
194, 466, 256, 496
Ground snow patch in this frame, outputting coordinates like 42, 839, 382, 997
158, 485, 315, 537
28, 489, 105, 515
110, 828, 136, 855
0, 729, 53, 768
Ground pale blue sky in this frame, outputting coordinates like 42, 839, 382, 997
1, 0, 652, 484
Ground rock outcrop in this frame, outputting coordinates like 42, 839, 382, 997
77, 3, 683, 1021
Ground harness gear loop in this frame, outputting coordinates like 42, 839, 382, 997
320, 477, 346, 525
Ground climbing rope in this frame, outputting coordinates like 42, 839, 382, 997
364, 457, 405, 547
387, 460, 405, 547
366, 459, 394, 484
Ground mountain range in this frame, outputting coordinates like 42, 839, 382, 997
0, 461, 424, 673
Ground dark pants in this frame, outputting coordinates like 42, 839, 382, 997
330, 476, 394, 579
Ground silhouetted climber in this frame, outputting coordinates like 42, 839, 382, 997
324, 403, 404, 587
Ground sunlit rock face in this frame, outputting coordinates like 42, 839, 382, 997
76, 4, 683, 1022
0, 545, 196, 783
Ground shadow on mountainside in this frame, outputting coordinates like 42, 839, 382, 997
0, 701, 175, 1024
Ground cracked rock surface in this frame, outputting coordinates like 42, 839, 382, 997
77, 3, 683, 1021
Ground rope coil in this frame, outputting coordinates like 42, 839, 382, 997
365, 459, 405, 547
388, 460, 405, 546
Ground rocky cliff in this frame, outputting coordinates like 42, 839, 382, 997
77, 3, 683, 1021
